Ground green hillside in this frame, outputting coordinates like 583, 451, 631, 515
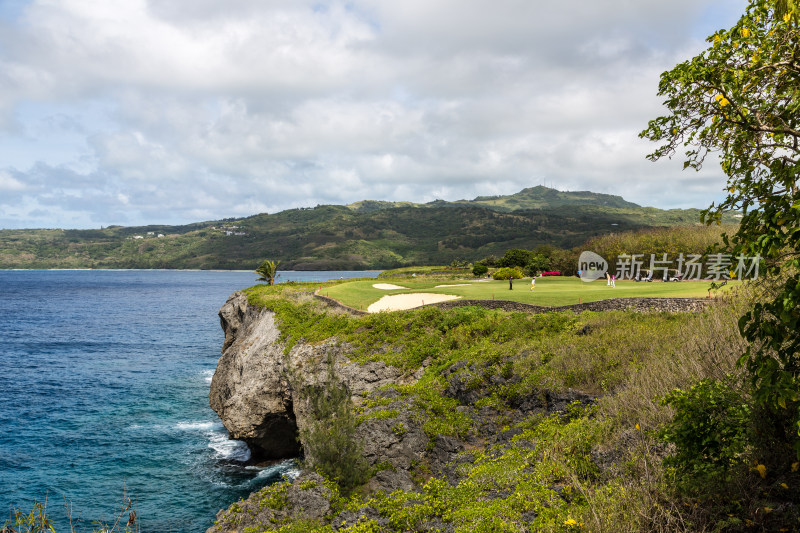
0, 187, 737, 270
456, 185, 641, 211
346, 185, 640, 213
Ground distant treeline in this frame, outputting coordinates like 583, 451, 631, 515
584, 224, 738, 271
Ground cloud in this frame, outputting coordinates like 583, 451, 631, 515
0, 0, 747, 228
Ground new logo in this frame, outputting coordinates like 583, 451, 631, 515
578, 251, 608, 282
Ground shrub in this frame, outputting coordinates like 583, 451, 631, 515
472, 263, 489, 277
492, 267, 524, 280
299, 359, 369, 493
659, 378, 751, 490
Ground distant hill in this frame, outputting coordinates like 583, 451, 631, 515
454, 185, 641, 211
346, 185, 639, 213
0, 187, 735, 270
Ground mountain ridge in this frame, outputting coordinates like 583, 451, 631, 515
346, 185, 640, 212
0, 186, 732, 270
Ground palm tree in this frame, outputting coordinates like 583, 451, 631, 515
255, 259, 280, 285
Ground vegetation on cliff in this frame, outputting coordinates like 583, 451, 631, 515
208, 277, 800, 533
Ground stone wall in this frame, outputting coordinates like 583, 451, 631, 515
313, 293, 368, 315
432, 297, 711, 314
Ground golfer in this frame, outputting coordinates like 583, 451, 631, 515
530, 277, 535, 291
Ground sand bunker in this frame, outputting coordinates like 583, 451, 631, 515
372, 283, 408, 290
367, 293, 461, 313
434, 284, 471, 288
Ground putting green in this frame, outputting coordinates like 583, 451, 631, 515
324, 276, 737, 311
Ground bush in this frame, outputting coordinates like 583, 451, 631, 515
299, 359, 369, 493
492, 267, 524, 280
659, 378, 750, 490
472, 263, 489, 277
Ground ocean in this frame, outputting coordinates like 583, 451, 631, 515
0, 270, 380, 532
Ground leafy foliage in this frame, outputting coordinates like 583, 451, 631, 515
497, 248, 537, 268
298, 359, 370, 493
471, 263, 489, 277
659, 378, 751, 490
255, 259, 281, 285
495, 248, 551, 276
233, 283, 800, 531
4, 499, 55, 533
523, 254, 550, 276
0, 188, 738, 270
492, 267, 524, 280
641, 0, 800, 446
583, 225, 737, 271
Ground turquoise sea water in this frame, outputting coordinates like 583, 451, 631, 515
0, 270, 379, 532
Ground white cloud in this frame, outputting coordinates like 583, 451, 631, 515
0, 0, 747, 228
0, 170, 26, 191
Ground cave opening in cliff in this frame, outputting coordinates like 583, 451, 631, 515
247, 407, 301, 462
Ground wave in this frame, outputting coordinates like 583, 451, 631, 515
176, 420, 218, 431
256, 460, 298, 479
202, 369, 214, 384
207, 430, 250, 462
242, 459, 302, 484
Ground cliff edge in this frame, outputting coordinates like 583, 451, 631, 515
210, 292, 423, 463
207, 290, 598, 533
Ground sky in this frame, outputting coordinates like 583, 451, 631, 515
0, 0, 748, 229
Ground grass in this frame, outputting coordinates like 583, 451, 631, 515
326, 276, 737, 310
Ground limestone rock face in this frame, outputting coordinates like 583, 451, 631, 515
210, 292, 411, 462
210, 292, 299, 459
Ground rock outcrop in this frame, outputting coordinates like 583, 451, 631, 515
208, 291, 598, 533
208, 292, 434, 532
210, 292, 413, 461
210, 292, 300, 459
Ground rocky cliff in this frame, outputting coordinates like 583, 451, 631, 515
207, 290, 597, 533
210, 292, 417, 462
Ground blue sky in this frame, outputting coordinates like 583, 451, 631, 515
0, 0, 747, 229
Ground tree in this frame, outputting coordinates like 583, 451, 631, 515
535, 245, 579, 275
255, 259, 281, 285
298, 358, 369, 493
641, 0, 800, 443
472, 263, 489, 277
523, 254, 550, 277
481, 254, 499, 267
497, 248, 535, 268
